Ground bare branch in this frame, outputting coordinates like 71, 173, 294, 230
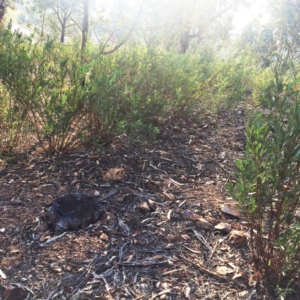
100, 2, 145, 55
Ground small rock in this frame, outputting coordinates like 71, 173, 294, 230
214, 222, 231, 233
139, 201, 150, 213
219, 152, 226, 160
93, 190, 101, 197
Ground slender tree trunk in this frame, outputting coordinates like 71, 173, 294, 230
60, 19, 66, 43
81, 0, 89, 87
180, 30, 190, 54
40, 11, 46, 43
0, 0, 6, 21
81, 0, 89, 51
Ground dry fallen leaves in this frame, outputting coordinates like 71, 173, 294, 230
139, 201, 151, 213
0, 268, 6, 279
165, 235, 181, 242
1, 257, 19, 268
100, 233, 109, 241
221, 204, 241, 218
161, 192, 176, 201
214, 222, 231, 233
180, 210, 213, 229
181, 234, 191, 241
228, 230, 247, 245
147, 199, 157, 211
216, 266, 234, 275
103, 168, 125, 181
196, 218, 213, 229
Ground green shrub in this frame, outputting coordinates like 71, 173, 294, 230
0, 28, 221, 151
228, 70, 300, 296
0, 27, 89, 154
252, 67, 274, 106
84, 46, 216, 144
1, 26, 251, 153
0, 81, 30, 153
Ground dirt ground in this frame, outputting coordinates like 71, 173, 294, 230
0, 108, 288, 300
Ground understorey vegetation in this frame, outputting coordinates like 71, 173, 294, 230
229, 57, 300, 298
0, 25, 258, 154
1, 0, 300, 298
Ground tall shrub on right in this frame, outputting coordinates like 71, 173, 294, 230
229, 68, 300, 296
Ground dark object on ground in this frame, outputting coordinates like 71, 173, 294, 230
48, 193, 105, 231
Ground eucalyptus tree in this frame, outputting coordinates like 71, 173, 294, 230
81, 0, 88, 50
26, 0, 82, 42
27, 0, 103, 50
48, 0, 80, 43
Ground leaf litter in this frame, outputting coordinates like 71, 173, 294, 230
0, 108, 276, 299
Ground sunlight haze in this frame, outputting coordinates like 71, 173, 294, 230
233, 0, 270, 32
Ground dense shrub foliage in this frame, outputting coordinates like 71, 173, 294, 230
0, 27, 255, 153
229, 68, 300, 296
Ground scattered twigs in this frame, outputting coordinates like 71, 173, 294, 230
206, 239, 220, 266
182, 245, 202, 254
168, 177, 185, 186
192, 229, 211, 249
178, 255, 244, 287
117, 260, 169, 267
39, 231, 68, 247
1, 106, 251, 299
149, 161, 167, 174
150, 289, 173, 300
216, 162, 230, 177
119, 241, 131, 261
99, 189, 117, 201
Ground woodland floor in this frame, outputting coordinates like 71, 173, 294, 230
0, 107, 295, 300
